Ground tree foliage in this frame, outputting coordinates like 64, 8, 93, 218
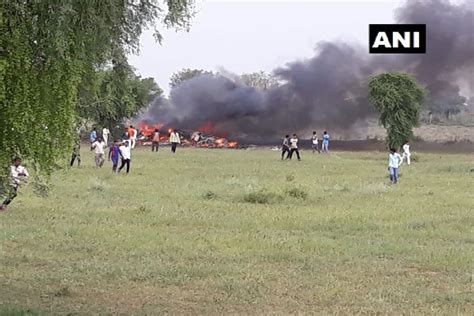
369, 72, 425, 148
77, 65, 162, 128
0, 0, 194, 179
241, 71, 279, 90
169, 68, 213, 89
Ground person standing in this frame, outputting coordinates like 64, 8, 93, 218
91, 137, 106, 168
108, 140, 121, 172
0, 157, 29, 211
402, 141, 411, 165
322, 131, 330, 153
70, 136, 81, 167
169, 129, 181, 153
128, 125, 137, 149
281, 134, 290, 160
289, 134, 301, 161
102, 127, 110, 146
152, 129, 160, 152
118, 141, 131, 173
311, 131, 320, 154
89, 127, 97, 143
388, 148, 403, 184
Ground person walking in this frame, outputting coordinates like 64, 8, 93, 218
169, 129, 181, 153
281, 134, 290, 160
322, 130, 330, 153
402, 141, 411, 165
289, 134, 301, 161
388, 148, 403, 184
118, 141, 131, 173
91, 137, 106, 168
128, 125, 137, 149
108, 140, 121, 172
89, 127, 97, 143
102, 127, 110, 146
152, 129, 160, 152
0, 157, 29, 211
311, 131, 320, 154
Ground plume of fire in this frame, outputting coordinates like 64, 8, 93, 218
137, 120, 238, 148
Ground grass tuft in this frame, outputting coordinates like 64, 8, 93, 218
243, 189, 283, 204
285, 186, 308, 199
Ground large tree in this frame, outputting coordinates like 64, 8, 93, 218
0, 1, 194, 179
369, 72, 425, 149
241, 71, 279, 90
77, 65, 162, 128
169, 68, 213, 89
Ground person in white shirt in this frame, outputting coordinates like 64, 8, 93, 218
169, 129, 181, 153
91, 137, 107, 167
118, 141, 132, 173
1, 157, 29, 211
402, 141, 411, 165
311, 131, 320, 154
289, 134, 301, 161
388, 148, 403, 184
102, 127, 110, 146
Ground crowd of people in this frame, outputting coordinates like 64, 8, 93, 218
1, 127, 413, 211
78, 125, 184, 175
281, 130, 331, 161
280, 130, 411, 185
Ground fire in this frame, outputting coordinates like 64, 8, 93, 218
197, 121, 214, 133
138, 122, 164, 138
136, 120, 238, 149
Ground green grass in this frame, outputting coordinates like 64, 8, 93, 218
1, 147, 473, 314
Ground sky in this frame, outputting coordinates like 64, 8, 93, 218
128, 0, 402, 95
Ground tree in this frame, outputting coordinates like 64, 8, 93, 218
77, 65, 162, 128
368, 72, 425, 149
169, 68, 213, 89
241, 71, 279, 90
0, 1, 194, 180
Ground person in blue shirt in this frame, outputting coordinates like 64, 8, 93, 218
388, 148, 403, 184
108, 140, 121, 172
322, 131, 330, 153
89, 127, 97, 143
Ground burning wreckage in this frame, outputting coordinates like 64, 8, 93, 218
137, 122, 239, 149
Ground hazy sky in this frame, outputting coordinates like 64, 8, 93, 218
128, 0, 402, 95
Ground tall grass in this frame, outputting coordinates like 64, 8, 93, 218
1, 148, 473, 314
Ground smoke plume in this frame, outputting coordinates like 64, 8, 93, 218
141, 0, 473, 137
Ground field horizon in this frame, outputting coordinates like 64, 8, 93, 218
1, 147, 473, 314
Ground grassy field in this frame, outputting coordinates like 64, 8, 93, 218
1, 147, 473, 314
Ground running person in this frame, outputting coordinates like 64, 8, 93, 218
0, 157, 29, 211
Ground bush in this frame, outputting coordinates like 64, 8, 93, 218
285, 187, 308, 200
203, 191, 217, 200
243, 190, 282, 204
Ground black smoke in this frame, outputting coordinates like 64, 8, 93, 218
141, 0, 473, 137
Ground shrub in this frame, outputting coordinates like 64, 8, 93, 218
203, 191, 217, 200
243, 190, 282, 204
285, 187, 308, 200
